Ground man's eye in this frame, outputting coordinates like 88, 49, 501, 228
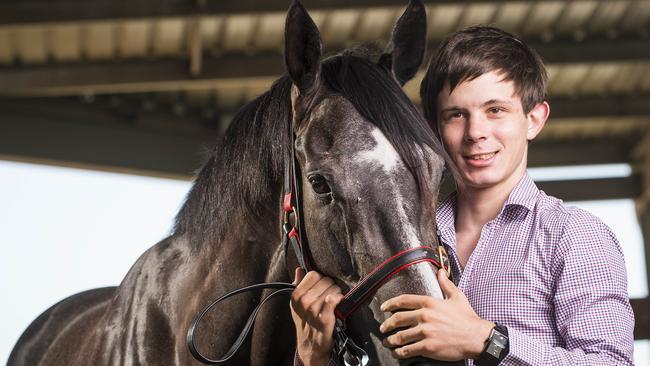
488, 107, 503, 114
446, 112, 463, 121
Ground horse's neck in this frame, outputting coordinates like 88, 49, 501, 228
196, 205, 289, 284
179, 209, 294, 364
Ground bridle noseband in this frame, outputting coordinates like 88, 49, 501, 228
186, 121, 451, 365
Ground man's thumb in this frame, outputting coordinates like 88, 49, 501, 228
437, 269, 455, 297
293, 267, 305, 285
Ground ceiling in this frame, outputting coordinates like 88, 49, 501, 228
1, 0, 649, 179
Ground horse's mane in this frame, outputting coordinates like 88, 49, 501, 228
173, 75, 293, 241
174, 46, 452, 243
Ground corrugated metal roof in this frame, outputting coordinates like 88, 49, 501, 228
0, 0, 649, 143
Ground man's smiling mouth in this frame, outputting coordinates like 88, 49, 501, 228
465, 152, 497, 160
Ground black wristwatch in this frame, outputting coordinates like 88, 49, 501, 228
475, 323, 509, 366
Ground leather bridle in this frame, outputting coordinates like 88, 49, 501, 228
187, 119, 451, 365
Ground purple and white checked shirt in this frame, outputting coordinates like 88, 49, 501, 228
296, 173, 635, 365
436, 173, 634, 365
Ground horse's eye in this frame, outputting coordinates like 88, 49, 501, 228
308, 175, 332, 196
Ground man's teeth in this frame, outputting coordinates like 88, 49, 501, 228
468, 152, 496, 160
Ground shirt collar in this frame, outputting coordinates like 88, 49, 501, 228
503, 172, 539, 212
435, 172, 539, 233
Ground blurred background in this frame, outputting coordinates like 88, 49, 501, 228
0, 0, 649, 364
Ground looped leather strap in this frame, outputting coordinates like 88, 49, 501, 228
187, 282, 295, 364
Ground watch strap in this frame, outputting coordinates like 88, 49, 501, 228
475, 323, 509, 366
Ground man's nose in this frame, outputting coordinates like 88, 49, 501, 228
464, 113, 488, 142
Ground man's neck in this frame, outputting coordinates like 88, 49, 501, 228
456, 170, 526, 231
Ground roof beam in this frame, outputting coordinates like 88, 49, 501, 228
536, 175, 642, 202
0, 97, 218, 178
1, 38, 649, 97
0, 53, 284, 97
524, 38, 650, 64
422, 38, 650, 65
550, 95, 650, 120
0, 0, 538, 25
528, 138, 637, 167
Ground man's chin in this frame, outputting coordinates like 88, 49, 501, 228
461, 173, 503, 190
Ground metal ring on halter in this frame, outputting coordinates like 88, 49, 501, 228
438, 244, 451, 278
334, 320, 369, 366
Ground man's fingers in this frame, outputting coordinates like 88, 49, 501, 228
291, 273, 342, 329
391, 341, 428, 360
381, 294, 436, 312
291, 271, 332, 308
293, 267, 305, 285
379, 310, 420, 333
320, 293, 344, 333
382, 324, 426, 348
305, 283, 341, 321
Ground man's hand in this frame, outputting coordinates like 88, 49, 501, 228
379, 269, 494, 361
290, 268, 343, 366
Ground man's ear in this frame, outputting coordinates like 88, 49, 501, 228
526, 101, 550, 140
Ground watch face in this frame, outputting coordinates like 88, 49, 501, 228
486, 341, 505, 358
485, 328, 508, 358
492, 331, 508, 348
479, 326, 509, 364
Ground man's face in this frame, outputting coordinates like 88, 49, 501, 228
437, 70, 546, 191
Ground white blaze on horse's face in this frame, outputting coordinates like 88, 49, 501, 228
353, 127, 444, 300
356, 129, 400, 174
354, 127, 418, 245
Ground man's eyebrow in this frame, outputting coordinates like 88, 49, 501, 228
481, 99, 514, 107
439, 106, 465, 114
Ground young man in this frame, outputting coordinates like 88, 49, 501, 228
291, 26, 635, 365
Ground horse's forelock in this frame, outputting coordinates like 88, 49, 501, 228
320, 53, 451, 200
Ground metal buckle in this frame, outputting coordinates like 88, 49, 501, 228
334, 320, 369, 366
436, 245, 449, 276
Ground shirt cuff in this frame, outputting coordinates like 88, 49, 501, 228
500, 327, 547, 366
294, 350, 304, 366
294, 350, 339, 366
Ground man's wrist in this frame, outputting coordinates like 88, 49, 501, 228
298, 347, 331, 366
475, 323, 509, 366
469, 319, 496, 359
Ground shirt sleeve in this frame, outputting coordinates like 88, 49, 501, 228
294, 350, 339, 366
501, 209, 635, 365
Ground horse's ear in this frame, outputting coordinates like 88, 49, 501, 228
285, 0, 322, 94
380, 0, 427, 85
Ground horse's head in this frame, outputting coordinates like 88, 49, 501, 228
284, 1, 456, 365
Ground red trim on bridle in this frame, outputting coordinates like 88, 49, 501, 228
334, 246, 449, 320
283, 192, 293, 213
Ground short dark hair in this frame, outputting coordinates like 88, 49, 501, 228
420, 26, 548, 129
